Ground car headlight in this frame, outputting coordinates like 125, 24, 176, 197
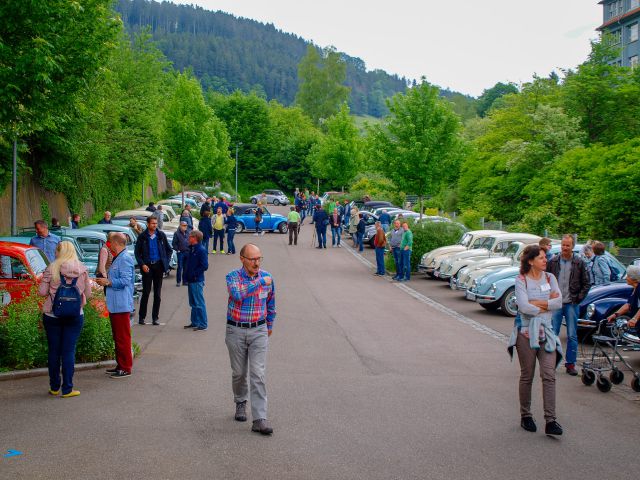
586, 303, 595, 320
489, 283, 497, 295
471, 279, 477, 289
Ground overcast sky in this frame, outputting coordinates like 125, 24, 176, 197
172, 0, 602, 97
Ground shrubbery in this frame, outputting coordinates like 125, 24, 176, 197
385, 222, 466, 274
0, 289, 124, 371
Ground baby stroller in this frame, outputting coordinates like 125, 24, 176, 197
580, 316, 640, 393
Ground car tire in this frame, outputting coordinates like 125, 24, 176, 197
236, 223, 245, 233
278, 222, 288, 234
500, 287, 517, 317
480, 301, 500, 311
251, 198, 257, 204
273, 199, 280, 206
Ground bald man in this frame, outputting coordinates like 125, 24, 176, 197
225, 243, 276, 435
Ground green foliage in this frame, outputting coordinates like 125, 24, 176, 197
384, 222, 467, 273
476, 82, 519, 117
348, 172, 404, 205
76, 303, 115, 363
296, 45, 351, 125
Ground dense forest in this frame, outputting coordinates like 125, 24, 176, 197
115, 0, 411, 117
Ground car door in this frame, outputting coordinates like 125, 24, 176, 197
244, 208, 257, 229
0, 253, 36, 305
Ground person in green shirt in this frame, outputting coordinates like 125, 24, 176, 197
287, 206, 301, 246
398, 222, 413, 281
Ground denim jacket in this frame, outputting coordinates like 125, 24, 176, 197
106, 250, 135, 314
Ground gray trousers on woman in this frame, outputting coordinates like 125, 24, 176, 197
225, 323, 269, 421
515, 333, 556, 422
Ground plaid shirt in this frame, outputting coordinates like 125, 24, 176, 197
226, 267, 276, 331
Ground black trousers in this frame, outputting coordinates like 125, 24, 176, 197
288, 222, 298, 245
139, 262, 164, 321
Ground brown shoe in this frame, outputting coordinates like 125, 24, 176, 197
251, 418, 273, 435
234, 401, 247, 422
566, 364, 578, 376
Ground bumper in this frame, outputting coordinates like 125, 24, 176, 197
475, 293, 498, 304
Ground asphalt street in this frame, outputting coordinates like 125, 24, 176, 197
2, 207, 640, 480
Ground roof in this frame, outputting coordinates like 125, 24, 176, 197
0, 240, 37, 251
597, 6, 640, 30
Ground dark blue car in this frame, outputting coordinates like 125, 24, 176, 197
578, 281, 633, 337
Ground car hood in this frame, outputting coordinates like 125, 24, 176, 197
478, 265, 520, 284
463, 256, 514, 271
445, 248, 491, 263
579, 281, 633, 307
425, 245, 466, 260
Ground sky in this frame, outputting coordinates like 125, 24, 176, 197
172, 0, 603, 97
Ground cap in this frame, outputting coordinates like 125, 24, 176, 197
180, 220, 188, 225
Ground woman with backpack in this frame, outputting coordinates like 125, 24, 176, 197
38, 241, 91, 398
591, 241, 612, 286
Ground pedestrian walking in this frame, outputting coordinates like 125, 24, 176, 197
225, 244, 275, 435
329, 208, 342, 247
509, 244, 564, 436
389, 220, 403, 280
342, 200, 351, 229
212, 207, 226, 254
38, 241, 91, 398
184, 230, 209, 331
153, 205, 164, 230
172, 221, 190, 286
287, 206, 300, 246
98, 211, 113, 224
95, 233, 135, 379
313, 205, 328, 249
546, 234, 590, 376
356, 213, 366, 252
226, 208, 238, 255
198, 210, 213, 253
373, 221, 387, 276
299, 194, 307, 225
591, 241, 612, 286
254, 203, 264, 236
134, 216, 172, 326
308, 192, 316, 222
399, 222, 413, 281
29, 220, 61, 262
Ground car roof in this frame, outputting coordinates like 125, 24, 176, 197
492, 233, 541, 242
0, 237, 32, 247
468, 230, 507, 235
81, 224, 134, 233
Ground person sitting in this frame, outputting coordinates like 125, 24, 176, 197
607, 265, 640, 331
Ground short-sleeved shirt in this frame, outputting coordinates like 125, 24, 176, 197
627, 286, 640, 318
287, 211, 300, 223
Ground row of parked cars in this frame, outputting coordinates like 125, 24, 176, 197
417, 229, 637, 340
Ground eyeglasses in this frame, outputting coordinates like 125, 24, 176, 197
241, 256, 263, 263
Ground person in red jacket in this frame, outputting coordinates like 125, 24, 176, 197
373, 221, 387, 276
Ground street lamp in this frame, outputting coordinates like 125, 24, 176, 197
235, 142, 242, 200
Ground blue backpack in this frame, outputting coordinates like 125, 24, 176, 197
52, 273, 82, 317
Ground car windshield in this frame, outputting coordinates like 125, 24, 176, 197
261, 207, 271, 215
473, 237, 495, 249
26, 248, 49, 274
504, 242, 521, 258
459, 233, 473, 247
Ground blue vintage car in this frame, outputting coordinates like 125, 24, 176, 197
577, 281, 633, 334
233, 204, 288, 234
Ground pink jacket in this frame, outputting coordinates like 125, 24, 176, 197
38, 260, 90, 315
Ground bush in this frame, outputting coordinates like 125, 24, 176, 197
385, 222, 466, 274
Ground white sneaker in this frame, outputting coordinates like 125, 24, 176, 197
260, 231, 265, 236
253, 233, 259, 236
337, 244, 341, 248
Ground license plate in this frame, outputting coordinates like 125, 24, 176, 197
465, 291, 476, 301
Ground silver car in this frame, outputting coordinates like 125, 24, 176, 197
250, 189, 289, 206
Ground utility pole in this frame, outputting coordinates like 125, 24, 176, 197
11, 138, 17, 235
235, 142, 242, 200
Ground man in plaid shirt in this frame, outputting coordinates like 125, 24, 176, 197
225, 243, 276, 435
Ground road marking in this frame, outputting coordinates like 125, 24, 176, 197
342, 243, 509, 344
3, 450, 22, 458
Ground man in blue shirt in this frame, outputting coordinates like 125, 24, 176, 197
183, 230, 209, 330
379, 211, 391, 233
29, 220, 61, 262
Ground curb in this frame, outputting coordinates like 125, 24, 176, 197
0, 360, 117, 382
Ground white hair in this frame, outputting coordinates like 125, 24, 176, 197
627, 265, 640, 282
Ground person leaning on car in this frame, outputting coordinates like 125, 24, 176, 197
607, 265, 640, 330
546, 234, 590, 376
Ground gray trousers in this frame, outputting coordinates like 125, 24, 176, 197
515, 333, 556, 422
225, 323, 269, 421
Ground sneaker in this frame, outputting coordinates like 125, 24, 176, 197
566, 364, 578, 376
545, 421, 563, 436
48, 389, 60, 396
337, 244, 341, 248
235, 401, 247, 422
521, 416, 537, 432
61, 390, 81, 398
260, 232, 265, 236
251, 418, 273, 435
176, 283, 181, 287
105, 367, 118, 374
109, 370, 131, 379
253, 233, 259, 236
184, 324, 195, 329
213, 250, 217, 254
194, 327, 208, 331
138, 319, 146, 325
152, 320, 160, 326
220, 250, 225, 254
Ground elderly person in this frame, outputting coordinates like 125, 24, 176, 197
179, 208, 193, 230
38, 241, 91, 397
607, 265, 640, 329
98, 211, 112, 225
95, 233, 135, 378
590, 241, 611, 286
348, 207, 359, 247
97, 232, 114, 279
509, 245, 563, 436
153, 205, 164, 230
30, 220, 61, 262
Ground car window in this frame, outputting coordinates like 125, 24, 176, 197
262, 207, 271, 215
493, 241, 511, 254
0, 255, 20, 279
504, 242, 521, 257
25, 249, 48, 275
459, 233, 473, 247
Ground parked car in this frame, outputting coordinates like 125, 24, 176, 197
353, 212, 379, 247
19, 227, 106, 263
0, 241, 49, 306
577, 281, 633, 337
250, 190, 289, 206
419, 230, 506, 277
361, 201, 394, 211
232, 204, 288, 234
319, 191, 348, 206
115, 209, 179, 232
168, 196, 201, 208
81, 224, 138, 256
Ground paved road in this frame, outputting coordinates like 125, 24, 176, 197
2, 211, 640, 479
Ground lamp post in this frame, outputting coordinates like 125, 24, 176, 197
235, 142, 242, 200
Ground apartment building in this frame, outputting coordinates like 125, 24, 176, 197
598, 0, 640, 66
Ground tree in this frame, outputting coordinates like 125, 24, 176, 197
369, 81, 464, 217
476, 82, 519, 117
295, 45, 350, 125
308, 104, 363, 189
163, 72, 231, 195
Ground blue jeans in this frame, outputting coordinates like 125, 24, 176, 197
227, 229, 236, 254
300, 209, 306, 224
202, 236, 210, 253
176, 251, 188, 284
356, 232, 364, 252
375, 247, 386, 274
213, 229, 224, 251
392, 247, 402, 278
43, 314, 84, 394
316, 227, 327, 247
381, 223, 390, 233
552, 303, 578, 366
331, 226, 341, 245
188, 281, 208, 329
401, 249, 412, 280
344, 215, 350, 229
255, 220, 262, 234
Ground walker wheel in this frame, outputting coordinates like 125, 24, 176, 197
596, 376, 612, 393
610, 369, 624, 385
632, 377, 640, 393
581, 370, 596, 386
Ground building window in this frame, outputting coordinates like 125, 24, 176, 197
631, 0, 640, 10
631, 55, 639, 68
609, 0, 624, 17
629, 22, 639, 42
610, 29, 622, 45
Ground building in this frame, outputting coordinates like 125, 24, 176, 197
598, 0, 640, 66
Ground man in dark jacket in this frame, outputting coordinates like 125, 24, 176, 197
356, 213, 366, 252
184, 230, 209, 331
312, 205, 328, 249
98, 211, 113, 225
134, 216, 173, 325
200, 198, 212, 217
547, 234, 591, 376
329, 208, 343, 248
172, 221, 190, 287
145, 202, 156, 213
